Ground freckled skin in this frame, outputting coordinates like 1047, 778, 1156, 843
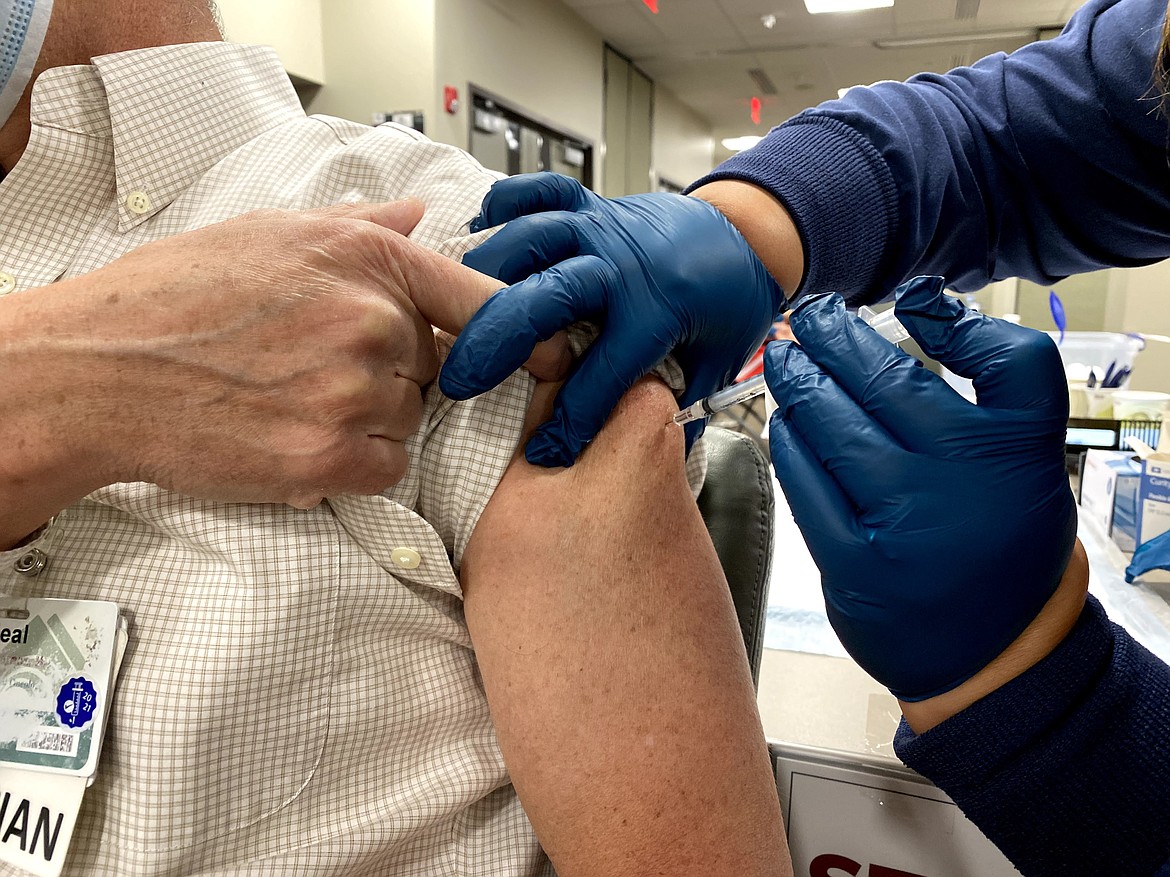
462, 377, 792, 877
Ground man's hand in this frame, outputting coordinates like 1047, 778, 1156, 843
440, 172, 787, 467
765, 276, 1080, 703
0, 200, 569, 546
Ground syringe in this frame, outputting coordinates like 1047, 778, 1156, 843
671, 305, 909, 427
672, 373, 766, 426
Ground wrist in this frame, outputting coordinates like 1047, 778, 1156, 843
689, 180, 805, 297
898, 540, 1090, 733
0, 279, 128, 546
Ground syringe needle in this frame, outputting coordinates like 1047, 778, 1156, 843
672, 374, 768, 426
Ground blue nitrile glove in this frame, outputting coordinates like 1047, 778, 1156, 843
440, 172, 786, 466
766, 276, 1078, 701
1126, 529, 1170, 584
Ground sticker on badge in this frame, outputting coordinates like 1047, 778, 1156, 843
55, 678, 98, 729
0, 599, 122, 777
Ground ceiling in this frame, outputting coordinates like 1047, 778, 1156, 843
558, 0, 1090, 160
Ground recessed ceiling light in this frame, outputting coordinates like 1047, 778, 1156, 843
761, 13, 777, 28
721, 136, 764, 152
804, 0, 893, 13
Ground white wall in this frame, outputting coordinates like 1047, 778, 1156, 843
1104, 263, 1170, 394
213, 0, 715, 197
214, 0, 326, 84
433, 0, 604, 173
309, 0, 437, 128
653, 85, 714, 190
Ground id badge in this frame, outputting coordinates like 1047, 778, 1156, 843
0, 599, 123, 777
0, 599, 126, 876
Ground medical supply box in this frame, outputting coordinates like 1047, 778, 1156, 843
1111, 450, 1170, 556
1080, 449, 1141, 535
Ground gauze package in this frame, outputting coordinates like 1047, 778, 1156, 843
0, 0, 53, 129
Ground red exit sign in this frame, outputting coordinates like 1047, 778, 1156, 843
643, 0, 659, 12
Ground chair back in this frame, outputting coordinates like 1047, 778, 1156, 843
696, 427, 776, 688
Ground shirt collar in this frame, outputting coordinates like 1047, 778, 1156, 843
29, 41, 305, 231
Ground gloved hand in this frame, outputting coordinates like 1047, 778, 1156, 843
1126, 529, 1170, 584
766, 276, 1077, 701
440, 172, 787, 466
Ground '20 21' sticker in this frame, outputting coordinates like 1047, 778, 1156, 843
55, 677, 98, 729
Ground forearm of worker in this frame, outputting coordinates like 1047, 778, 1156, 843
0, 279, 118, 549
892, 558, 1170, 874
690, 1, 1170, 303
460, 377, 791, 877
898, 540, 1090, 733
690, 180, 805, 297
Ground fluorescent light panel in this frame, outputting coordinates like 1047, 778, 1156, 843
804, 0, 892, 12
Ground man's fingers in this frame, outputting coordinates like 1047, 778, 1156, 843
441, 255, 616, 400
304, 198, 426, 237
383, 236, 506, 341
367, 374, 428, 442
340, 435, 412, 494
284, 434, 412, 509
373, 283, 440, 387
279, 199, 575, 395
524, 330, 574, 383
296, 212, 572, 390
470, 172, 593, 232
524, 324, 668, 467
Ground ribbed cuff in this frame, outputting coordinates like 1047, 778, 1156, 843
895, 595, 1170, 874
893, 595, 1113, 783
687, 114, 898, 304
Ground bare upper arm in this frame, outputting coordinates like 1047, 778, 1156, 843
461, 377, 791, 877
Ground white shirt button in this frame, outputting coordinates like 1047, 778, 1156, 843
125, 190, 152, 215
391, 547, 421, 570
0, 272, 15, 295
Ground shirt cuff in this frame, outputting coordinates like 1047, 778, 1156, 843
687, 114, 898, 303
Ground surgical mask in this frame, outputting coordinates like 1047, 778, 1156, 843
0, 0, 53, 129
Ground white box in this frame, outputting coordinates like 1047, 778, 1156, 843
1080, 449, 1140, 534
1110, 441, 1170, 578
1136, 457, 1170, 546
773, 743, 1020, 876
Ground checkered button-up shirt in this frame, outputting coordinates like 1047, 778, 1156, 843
0, 41, 550, 876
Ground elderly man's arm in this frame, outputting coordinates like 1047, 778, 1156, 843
0, 202, 443, 548
0, 201, 570, 550
461, 377, 791, 877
